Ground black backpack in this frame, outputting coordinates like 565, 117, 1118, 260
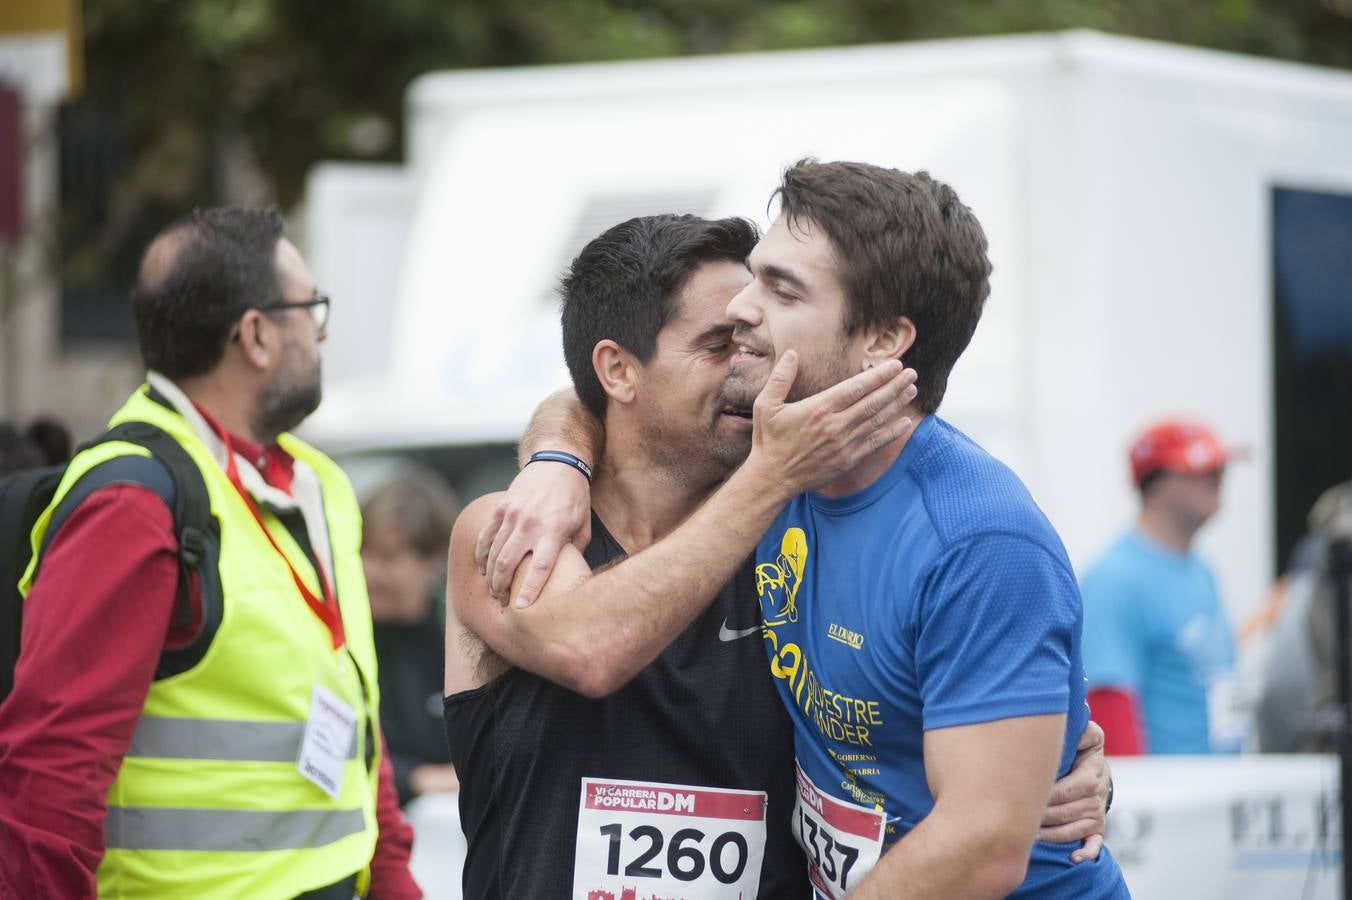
0, 421, 218, 704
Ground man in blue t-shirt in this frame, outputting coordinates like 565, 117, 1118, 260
481, 164, 1124, 896
1081, 419, 1241, 755
717, 160, 1130, 898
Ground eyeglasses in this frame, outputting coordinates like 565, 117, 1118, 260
259, 291, 331, 330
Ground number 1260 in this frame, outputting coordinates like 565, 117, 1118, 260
599, 824, 750, 884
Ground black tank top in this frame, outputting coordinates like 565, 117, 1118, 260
444, 513, 809, 898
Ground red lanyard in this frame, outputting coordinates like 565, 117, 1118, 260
215, 429, 346, 650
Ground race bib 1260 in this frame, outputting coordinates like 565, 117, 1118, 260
793, 762, 886, 899
572, 777, 768, 899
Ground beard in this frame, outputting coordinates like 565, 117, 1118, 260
721, 326, 856, 412
255, 360, 323, 440
639, 410, 748, 489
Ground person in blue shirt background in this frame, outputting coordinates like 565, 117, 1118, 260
1081, 419, 1244, 756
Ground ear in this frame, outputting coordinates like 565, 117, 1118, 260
232, 310, 276, 371
592, 339, 639, 407
862, 315, 916, 366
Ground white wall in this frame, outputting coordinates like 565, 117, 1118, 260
304, 163, 414, 387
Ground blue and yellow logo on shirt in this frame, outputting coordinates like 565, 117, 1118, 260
755, 527, 807, 626
756, 527, 885, 755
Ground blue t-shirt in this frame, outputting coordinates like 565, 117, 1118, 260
1081, 529, 1239, 754
755, 416, 1127, 898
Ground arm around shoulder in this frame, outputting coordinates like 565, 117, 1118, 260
454, 356, 921, 695
450, 458, 798, 698
448, 494, 607, 696
516, 387, 604, 468
469, 388, 600, 604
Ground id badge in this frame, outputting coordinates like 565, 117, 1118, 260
297, 684, 357, 799
793, 761, 886, 899
1206, 672, 1247, 752
572, 777, 768, 899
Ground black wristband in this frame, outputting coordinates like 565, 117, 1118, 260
526, 450, 593, 482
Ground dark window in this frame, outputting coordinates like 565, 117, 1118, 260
57, 100, 201, 344
1271, 186, 1352, 571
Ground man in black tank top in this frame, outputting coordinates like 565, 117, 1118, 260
444, 215, 921, 898
444, 216, 1109, 898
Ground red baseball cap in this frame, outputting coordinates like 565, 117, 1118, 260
1129, 420, 1230, 486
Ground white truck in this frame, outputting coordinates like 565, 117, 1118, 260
301, 28, 1352, 634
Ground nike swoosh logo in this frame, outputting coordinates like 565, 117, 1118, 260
719, 620, 762, 642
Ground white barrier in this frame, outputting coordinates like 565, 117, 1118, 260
403, 756, 1345, 899
404, 793, 466, 900
1107, 755, 1341, 899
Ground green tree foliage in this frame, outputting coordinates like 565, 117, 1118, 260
75, 0, 1352, 209
59, 0, 1352, 336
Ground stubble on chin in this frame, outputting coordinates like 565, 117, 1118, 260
255, 371, 323, 440
638, 417, 727, 489
722, 355, 850, 407
718, 367, 766, 414
784, 339, 857, 404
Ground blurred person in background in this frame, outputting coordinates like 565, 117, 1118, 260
0, 423, 45, 476
0, 208, 420, 899
1082, 419, 1243, 755
361, 467, 462, 806
24, 417, 73, 466
1247, 479, 1352, 752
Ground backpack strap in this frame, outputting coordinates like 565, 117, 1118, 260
36, 421, 222, 680
95, 421, 214, 574
37, 455, 176, 560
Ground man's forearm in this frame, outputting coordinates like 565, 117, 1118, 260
849, 808, 1030, 900
499, 456, 791, 696
851, 714, 1064, 899
517, 388, 604, 468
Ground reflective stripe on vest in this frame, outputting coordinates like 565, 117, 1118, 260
105, 806, 366, 852
129, 716, 358, 762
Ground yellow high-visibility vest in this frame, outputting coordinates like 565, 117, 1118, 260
22, 385, 382, 899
